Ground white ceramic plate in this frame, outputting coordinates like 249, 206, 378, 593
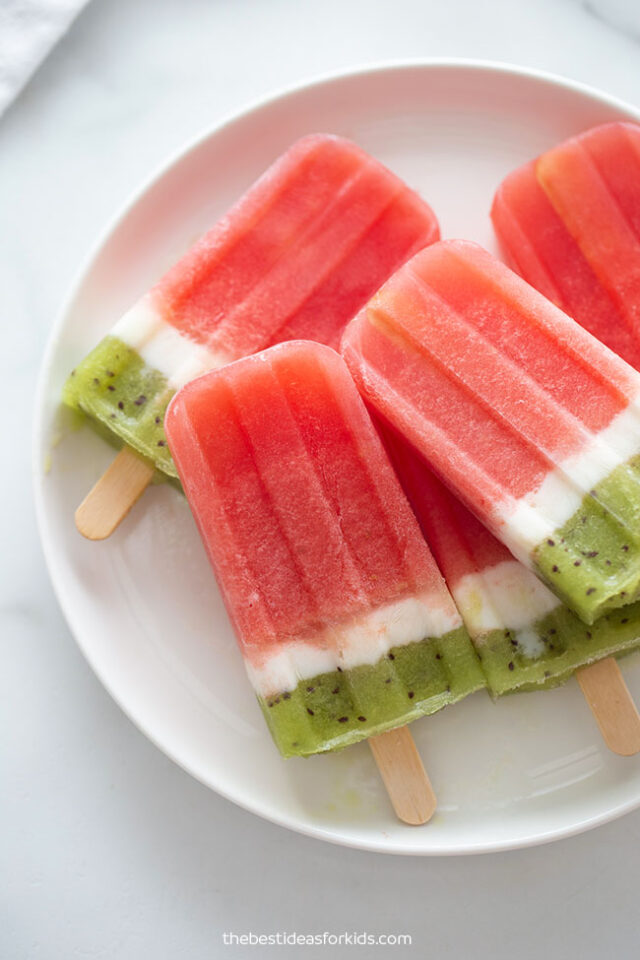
34, 61, 640, 855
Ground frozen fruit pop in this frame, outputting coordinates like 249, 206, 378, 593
64, 134, 439, 482
164, 341, 483, 758
492, 122, 640, 370
342, 239, 640, 626
379, 423, 640, 697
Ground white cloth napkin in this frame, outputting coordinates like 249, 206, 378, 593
0, 0, 91, 116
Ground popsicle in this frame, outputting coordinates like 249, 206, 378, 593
491, 122, 640, 369
64, 134, 440, 538
341, 239, 640, 627
379, 422, 640, 697
164, 341, 484, 763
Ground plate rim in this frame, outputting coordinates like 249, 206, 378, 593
33, 58, 640, 856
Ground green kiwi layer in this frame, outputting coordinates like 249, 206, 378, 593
63, 335, 178, 477
258, 626, 484, 758
475, 600, 640, 697
534, 456, 640, 624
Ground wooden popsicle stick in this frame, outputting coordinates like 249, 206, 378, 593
75, 447, 155, 540
577, 657, 640, 756
368, 726, 436, 825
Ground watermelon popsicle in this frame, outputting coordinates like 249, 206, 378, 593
164, 341, 484, 761
341, 239, 640, 626
379, 423, 640, 697
64, 134, 439, 538
491, 122, 640, 369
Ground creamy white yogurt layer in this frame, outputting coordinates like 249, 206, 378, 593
244, 590, 462, 697
452, 559, 561, 660
452, 559, 560, 635
111, 295, 231, 389
499, 393, 640, 559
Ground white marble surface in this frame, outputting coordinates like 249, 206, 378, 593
3, 0, 640, 957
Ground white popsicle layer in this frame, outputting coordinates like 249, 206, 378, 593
453, 560, 561, 633
244, 590, 463, 697
496, 392, 640, 560
452, 560, 561, 659
111, 296, 231, 389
